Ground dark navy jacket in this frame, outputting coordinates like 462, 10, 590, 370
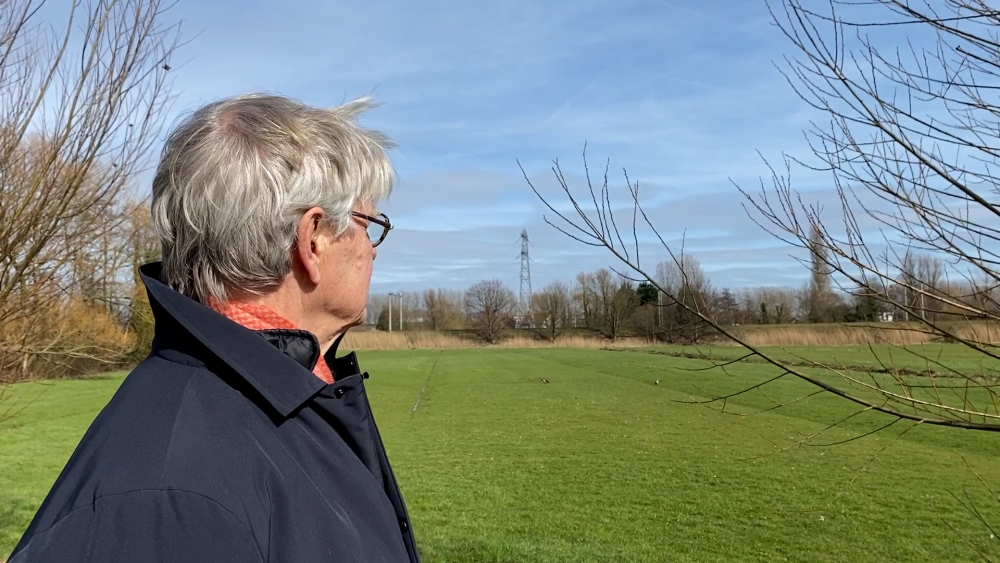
10, 263, 420, 563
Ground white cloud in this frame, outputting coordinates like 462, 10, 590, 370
154, 0, 849, 292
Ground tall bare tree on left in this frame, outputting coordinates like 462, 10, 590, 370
0, 0, 179, 381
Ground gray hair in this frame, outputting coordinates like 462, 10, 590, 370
151, 93, 394, 304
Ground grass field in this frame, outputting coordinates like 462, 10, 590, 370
3, 346, 1000, 561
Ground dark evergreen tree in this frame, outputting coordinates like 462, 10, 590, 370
636, 281, 658, 306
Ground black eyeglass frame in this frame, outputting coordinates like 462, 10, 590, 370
351, 211, 393, 247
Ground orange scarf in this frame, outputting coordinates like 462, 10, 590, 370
211, 301, 335, 384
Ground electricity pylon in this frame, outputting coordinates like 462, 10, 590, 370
518, 229, 532, 328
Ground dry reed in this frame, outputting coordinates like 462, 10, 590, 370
343, 323, 1000, 351
731, 321, 1000, 347
341, 331, 649, 351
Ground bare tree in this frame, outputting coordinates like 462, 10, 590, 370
740, 0, 1000, 428
728, 2, 1000, 548
574, 272, 598, 329
806, 224, 835, 322
521, 0, 1000, 449
656, 256, 714, 342
533, 281, 572, 341
0, 0, 179, 380
896, 252, 946, 322
423, 288, 465, 331
464, 280, 516, 344
630, 301, 659, 343
592, 268, 638, 341
422, 289, 444, 331
749, 287, 802, 325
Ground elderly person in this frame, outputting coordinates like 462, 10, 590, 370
10, 95, 418, 563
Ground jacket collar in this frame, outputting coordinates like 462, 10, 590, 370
140, 262, 359, 417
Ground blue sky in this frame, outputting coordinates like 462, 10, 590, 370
158, 0, 839, 293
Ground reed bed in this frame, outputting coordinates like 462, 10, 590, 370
341, 331, 649, 351
344, 321, 1000, 351
731, 321, 1000, 347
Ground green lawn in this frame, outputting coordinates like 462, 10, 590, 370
3, 347, 1000, 561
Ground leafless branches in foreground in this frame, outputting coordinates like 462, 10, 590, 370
523, 0, 1000, 437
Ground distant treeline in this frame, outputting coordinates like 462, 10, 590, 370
367, 251, 998, 345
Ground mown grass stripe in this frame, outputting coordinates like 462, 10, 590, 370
411, 350, 442, 416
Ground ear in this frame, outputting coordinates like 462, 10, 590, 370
294, 207, 327, 286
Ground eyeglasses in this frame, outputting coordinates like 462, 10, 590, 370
351, 211, 393, 247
